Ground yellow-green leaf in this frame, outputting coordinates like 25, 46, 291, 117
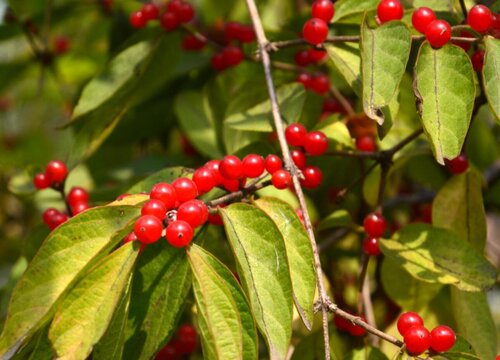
483, 37, 500, 121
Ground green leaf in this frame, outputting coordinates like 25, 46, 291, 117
225, 84, 306, 132
254, 197, 316, 330
127, 166, 193, 194
124, 239, 192, 360
0, 205, 140, 358
175, 91, 224, 159
413, 0, 454, 12
433, 170, 486, 251
317, 209, 354, 231
414, 43, 476, 164
380, 224, 497, 291
49, 243, 139, 359
483, 37, 500, 121
361, 19, 411, 124
316, 117, 355, 148
433, 335, 480, 360
325, 42, 361, 95
344, 347, 389, 360
188, 245, 258, 360
450, 290, 496, 360
333, 0, 378, 21
220, 204, 293, 360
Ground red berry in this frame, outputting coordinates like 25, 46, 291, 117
211, 53, 226, 71
265, 154, 283, 174
34, 173, 50, 189
311, 74, 330, 94
222, 46, 244, 67
468, 5, 492, 33
303, 18, 329, 45
181, 34, 206, 51
141, 199, 167, 220
177, 199, 208, 228
208, 205, 225, 226
225, 22, 242, 42
301, 166, 323, 189
294, 50, 310, 67
404, 325, 431, 355
348, 317, 367, 336
175, 324, 198, 354
471, 50, 485, 71
150, 182, 178, 209
166, 220, 194, 247
272, 169, 292, 190
130, 10, 146, 28
242, 154, 265, 178
363, 237, 380, 256
219, 155, 243, 179
141, 3, 159, 21
155, 343, 180, 360
411, 7, 436, 34
377, 0, 404, 24
134, 215, 163, 244
356, 136, 377, 152
308, 48, 327, 62
322, 98, 343, 113
297, 72, 313, 89
363, 213, 387, 238
222, 177, 243, 192
48, 212, 68, 230
177, 2, 194, 23
430, 325, 456, 353
67, 187, 89, 207
238, 25, 256, 43
123, 232, 138, 245
304, 131, 328, 156
291, 149, 307, 169
160, 11, 178, 31
72, 202, 90, 215
43, 208, 61, 225
205, 160, 224, 185
167, 0, 183, 14
285, 123, 307, 147
445, 153, 468, 175
172, 177, 198, 203
397, 311, 424, 336
334, 315, 350, 332
192, 167, 216, 194
312, 0, 335, 22
425, 20, 451, 48
45, 160, 68, 185
53, 36, 70, 54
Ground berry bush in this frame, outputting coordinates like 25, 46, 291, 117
0, 0, 500, 359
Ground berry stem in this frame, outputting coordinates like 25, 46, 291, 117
459, 0, 468, 19
57, 186, 73, 218
206, 179, 272, 209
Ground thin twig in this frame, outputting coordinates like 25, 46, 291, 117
459, 0, 468, 19
206, 180, 271, 209
357, 255, 370, 314
362, 277, 379, 346
328, 86, 355, 116
244, 0, 331, 358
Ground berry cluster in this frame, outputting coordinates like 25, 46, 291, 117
303, 0, 334, 45
411, 7, 451, 48
397, 311, 456, 355
334, 314, 367, 336
155, 324, 197, 360
129, 1, 194, 31
362, 212, 387, 256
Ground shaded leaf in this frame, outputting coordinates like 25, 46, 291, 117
333, 0, 378, 21
433, 335, 480, 360
325, 42, 361, 95
483, 37, 500, 121
344, 346, 389, 360
127, 167, 193, 194
316, 118, 355, 148
317, 209, 353, 231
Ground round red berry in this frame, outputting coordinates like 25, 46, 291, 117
356, 136, 377, 152
404, 325, 431, 355
272, 169, 292, 190
285, 123, 307, 147
265, 154, 283, 174
222, 46, 244, 67
34, 173, 50, 190
48, 212, 68, 230
311, 74, 330, 94
411, 7, 436, 34
72, 202, 90, 215
160, 11, 178, 31
175, 324, 198, 354
67, 187, 89, 207
303, 18, 329, 45
182, 34, 206, 51
430, 325, 456, 353
172, 177, 198, 203
177, 2, 194, 23
177, 199, 208, 228
471, 50, 485, 71
205, 160, 224, 185
208, 205, 225, 226
222, 178, 241, 192
238, 25, 256, 43
468, 5, 492, 33
312, 0, 335, 22
363, 213, 387, 238
377, 0, 404, 23
155, 343, 180, 360
322, 98, 343, 114
141, 199, 167, 220
304, 131, 328, 156
43, 208, 61, 225
167, 0, 183, 14
297, 72, 313, 89
291, 149, 307, 169
242, 154, 265, 178
363, 237, 380, 256
334, 315, 350, 332
150, 182, 178, 209
301, 166, 323, 189
219, 155, 243, 179
308, 48, 327, 62
134, 215, 163, 244
45, 160, 68, 185
211, 53, 226, 71
294, 50, 310, 67
397, 311, 424, 336
130, 10, 146, 28
166, 220, 194, 247
425, 20, 451, 48
445, 154, 468, 175
141, 3, 159, 21
192, 167, 216, 194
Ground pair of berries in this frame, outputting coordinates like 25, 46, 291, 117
397, 312, 456, 355
33, 160, 68, 190
129, 0, 194, 31
42, 208, 69, 230
362, 212, 387, 256
211, 46, 244, 71
224, 22, 256, 44
285, 123, 329, 156
155, 324, 197, 360
334, 314, 367, 336
410, 7, 452, 48
303, 0, 335, 45
296, 72, 331, 95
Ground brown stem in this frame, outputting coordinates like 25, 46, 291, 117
206, 180, 272, 209
357, 255, 370, 314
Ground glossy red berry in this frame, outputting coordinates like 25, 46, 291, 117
177, 199, 208, 228
150, 182, 178, 209
285, 123, 307, 147
67, 187, 89, 207
166, 220, 194, 247
177, 2, 194, 23
297, 72, 313, 89
294, 50, 310, 67
134, 215, 163, 244
265, 154, 283, 174
45, 160, 68, 185
211, 53, 226, 71
363, 237, 380, 256
48, 212, 68, 230
222, 46, 244, 67
425, 20, 451, 48
175, 324, 198, 354
192, 167, 216, 194
160, 11, 178, 31
291, 149, 307, 169
141, 199, 167, 220
304, 131, 328, 156
301, 166, 323, 189
312, 0, 335, 22
34, 173, 50, 189
445, 154, 469, 175
43, 208, 60, 225
356, 136, 377, 152
181, 34, 206, 51
242, 154, 265, 178
172, 177, 198, 203
468, 5, 492, 33
205, 160, 224, 185
141, 3, 159, 21
72, 202, 90, 215
377, 0, 404, 23
130, 10, 146, 28
222, 178, 241, 192
404, 325, 431, 355
397, 311, 424, 336
412, 7, 436, 34
471, 50, 485, 71
272, 169, 292, 190
219, 155, 243, 179
303, 18, 329, 45
311, 74, 330, 94
308, 48, 327, 62
430, 325, 456, 353
363, 213, 387, 238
